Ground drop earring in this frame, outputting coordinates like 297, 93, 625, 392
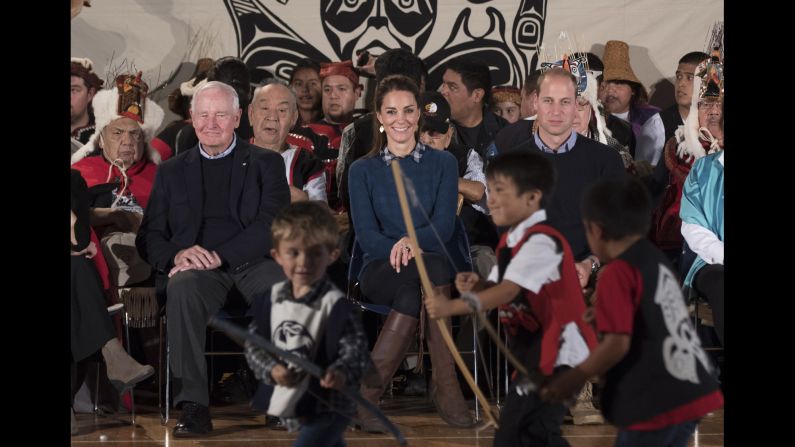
379, 125, 384, 133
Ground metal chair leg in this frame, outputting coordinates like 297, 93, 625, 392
94, 362, 100, 414
159, 313, 170, 425
123, 310, 135, 425
165, 324, 171, 424
472, 316, 479, 422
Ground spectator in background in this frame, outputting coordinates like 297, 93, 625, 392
601, 40, 660, 141
636, 51, 709, 167
71, 57, 104, 147
491, 86, 522, 124
151, 57, 215, 160
289, 58, 323, 125
250, 80, 327, 203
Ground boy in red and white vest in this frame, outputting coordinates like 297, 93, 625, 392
425, 151, 598, 447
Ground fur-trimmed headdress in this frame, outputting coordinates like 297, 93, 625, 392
71, 72, 164, 165
71, 57, 103, 91
677, 21, 724, 161
179, 57, 215, 97
539, 36, 612, 146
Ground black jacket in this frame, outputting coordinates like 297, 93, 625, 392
136, 139, 290, 274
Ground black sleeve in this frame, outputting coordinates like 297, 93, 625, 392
339, 119, 371, 212
70, 169, 91, 251
295, 149, 325, 190
649, 156, 670, 207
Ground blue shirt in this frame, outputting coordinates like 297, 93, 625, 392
199, 134, 237, 159
534, 130, 578, 154
680, 151, 724, 286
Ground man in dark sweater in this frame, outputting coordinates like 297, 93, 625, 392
503, 68, 625, 286
136, 81, 290, 438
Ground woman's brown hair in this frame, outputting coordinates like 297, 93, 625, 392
366, 74, 422, 157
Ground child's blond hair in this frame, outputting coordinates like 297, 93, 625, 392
271, 201, 340, 250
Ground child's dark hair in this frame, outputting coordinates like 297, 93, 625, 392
486, 151, 556, 199
289, 58, 321, 84
271, 201, 340, 250
679, 51, 709, 66
581, 176, 652, 240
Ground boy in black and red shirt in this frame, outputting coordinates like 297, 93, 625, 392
541, 176, 723, 447
425, 151, 598, 447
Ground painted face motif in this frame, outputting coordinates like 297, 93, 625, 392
320, 0, 437, 59
228, 0, 548, 102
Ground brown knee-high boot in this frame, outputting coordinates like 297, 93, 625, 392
426, 285, 476, 428
357, 309, 418, 433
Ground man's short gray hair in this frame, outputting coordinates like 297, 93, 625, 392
191, 81, 240, 112
251, 78, 298, 114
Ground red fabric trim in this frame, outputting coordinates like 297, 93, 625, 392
595, 259, 643, 335
71, 156, 157, 208
319, 60, 360, 87
306, 122, 344, 150
287, 133, 314, 151
625, 390, 724, 430
89, 228, 110, 291
495, 223, 598, 375
307, 170, 324, 182
119, 111, 144, 124
149, 136, 173, 161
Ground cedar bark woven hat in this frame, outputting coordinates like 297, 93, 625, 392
602, 40, 642, 84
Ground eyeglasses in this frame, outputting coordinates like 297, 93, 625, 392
575, 97, 590, 111
107, 128, 143, 141
698, 101, 722, 111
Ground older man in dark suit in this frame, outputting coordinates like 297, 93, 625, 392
137, 81, 290, 437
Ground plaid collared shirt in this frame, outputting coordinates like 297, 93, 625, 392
380, 142, 426, 165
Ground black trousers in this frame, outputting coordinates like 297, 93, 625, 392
493, 368, 572, 447
166, 259, 285, 407
359, 254, 449, 318
694, 264, 724, 346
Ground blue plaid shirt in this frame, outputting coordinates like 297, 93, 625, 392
380, 142, 426, 165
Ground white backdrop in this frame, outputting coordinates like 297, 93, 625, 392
72, 0, 723, 127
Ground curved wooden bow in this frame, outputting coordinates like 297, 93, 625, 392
390, 162, 500, 429
208, 316, 408, 446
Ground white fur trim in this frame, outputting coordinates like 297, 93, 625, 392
71, 140, 162, 166
71, 57, 94, 70
180, 77, 208, 97
73, 85, 165, 166
677, 76, 706, 161
70, 144, 94, 164
583, 71, 611, 145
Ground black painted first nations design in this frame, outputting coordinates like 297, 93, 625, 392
225, 0, 547, 90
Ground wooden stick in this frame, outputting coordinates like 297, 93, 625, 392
391, 162, 499, 429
